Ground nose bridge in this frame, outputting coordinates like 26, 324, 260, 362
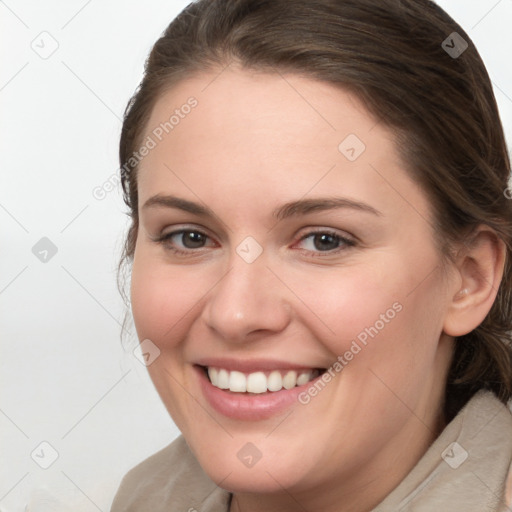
202, 243, 291, 341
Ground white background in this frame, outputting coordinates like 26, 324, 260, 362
1, 1, 511, 510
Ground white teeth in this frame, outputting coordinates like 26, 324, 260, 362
247, 372, 267, 393
282, 370, 297, 390
229, 371, 247, 392
296, 372, 311, 386
267, 370, 283, 391
206, 367, 320, 393
208, 367, 219, 386
217, 369, 230, 389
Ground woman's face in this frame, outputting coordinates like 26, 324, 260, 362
130, 66, 456, 505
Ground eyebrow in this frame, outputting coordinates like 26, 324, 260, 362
142, 194, 382, 220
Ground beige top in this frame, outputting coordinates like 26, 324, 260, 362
111, 391, 512, 511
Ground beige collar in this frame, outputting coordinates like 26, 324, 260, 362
111, 391, 512, 511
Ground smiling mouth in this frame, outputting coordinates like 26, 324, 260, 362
200, 365, 326, 394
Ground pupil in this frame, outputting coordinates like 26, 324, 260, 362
183, 231, 205, 248
314, 233, 338, 251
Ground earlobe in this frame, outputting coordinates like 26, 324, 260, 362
443, 227, 506, 337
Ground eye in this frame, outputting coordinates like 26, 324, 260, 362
153, 227, 356, 258
295, 230, 356, 254
156, 228, 216, 254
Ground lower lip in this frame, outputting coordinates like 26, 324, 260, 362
195, 365, 323, 421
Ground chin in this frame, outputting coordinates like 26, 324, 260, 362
189, 437, 307, 494
205, 461, 302, 494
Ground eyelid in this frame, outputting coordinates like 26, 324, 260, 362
296, 225, 355, 240
154, 224, 357, 262
294, 226, 357, 246
158, 224, 217, 241
150, 224, 218, 256
157, 225, 354, 242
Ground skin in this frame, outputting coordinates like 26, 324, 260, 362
129, 64, 506, 512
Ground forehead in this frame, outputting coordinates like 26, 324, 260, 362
143, 66, 383, 155
136, 66, 431, 225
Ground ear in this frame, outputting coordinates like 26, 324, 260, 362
443, 226, 507, 337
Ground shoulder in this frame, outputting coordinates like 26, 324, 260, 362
374, 391, 512, 511
119, 434, 190, 477
442, 392, 512, 510
110, 435, 230, 512
500, 460, 512, 512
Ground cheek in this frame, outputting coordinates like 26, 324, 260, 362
129, 252, 209, 429
289, 254, 444, 373
285, 262, 403, 348
130, 252, 202, 347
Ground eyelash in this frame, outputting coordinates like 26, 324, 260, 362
154, 227, 357, 258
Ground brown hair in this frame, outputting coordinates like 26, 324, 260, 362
117, 0, 512, 421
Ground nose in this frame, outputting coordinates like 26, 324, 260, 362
201, 250, 292, 343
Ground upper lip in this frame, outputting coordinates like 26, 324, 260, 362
194, 357, 325, 373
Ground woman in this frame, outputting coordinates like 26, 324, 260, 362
111, 0, 512, 510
